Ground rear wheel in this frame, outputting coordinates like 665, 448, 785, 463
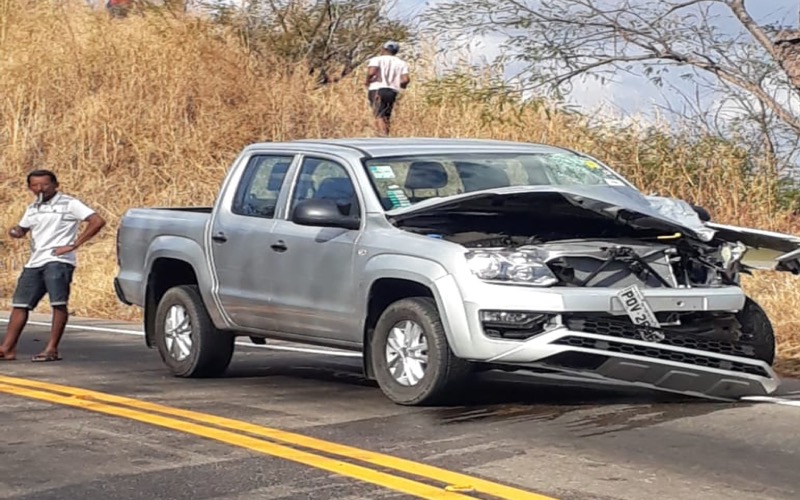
154, 285, 234, 377
737, 297, 775, 365
370, 297, 470, 406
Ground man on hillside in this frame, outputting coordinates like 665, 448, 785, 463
0, 170, 106, 362
106, 0, 133, 18
365, 41, 411, 136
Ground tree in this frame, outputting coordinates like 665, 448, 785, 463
428, 0, 800, 172
203, 0, 410, 84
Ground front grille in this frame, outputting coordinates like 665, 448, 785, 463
554, 336, 769, 377
564, 315, 757, 359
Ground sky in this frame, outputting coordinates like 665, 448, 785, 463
395, 0, 799, 120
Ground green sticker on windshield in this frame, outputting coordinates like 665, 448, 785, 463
369, 165, 396, 179
387, 188, 411, 208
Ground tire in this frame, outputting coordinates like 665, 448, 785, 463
370, 297, 470, 406
737, 297, 775, 365
154, 285, 234, 377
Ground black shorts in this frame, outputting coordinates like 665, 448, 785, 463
12, 262, 75, 309
368, 88, 398, 118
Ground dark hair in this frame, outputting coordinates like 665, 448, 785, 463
27, 169, 58, 185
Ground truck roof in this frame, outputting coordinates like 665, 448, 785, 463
243, 137, 572, 158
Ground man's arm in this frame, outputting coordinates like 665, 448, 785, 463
52, 213, 106, 256
366, 66, 379, 88
400, 74, 410, 89
72, 213, 106, 250
8, 225, 30, 239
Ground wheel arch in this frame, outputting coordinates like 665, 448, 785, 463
144, 256, 200, 348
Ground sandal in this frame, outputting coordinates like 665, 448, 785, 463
31, 353, 62, 362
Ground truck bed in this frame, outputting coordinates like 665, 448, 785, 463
115, 207, 212, 307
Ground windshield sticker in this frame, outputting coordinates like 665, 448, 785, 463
387, 188, 411, 208
369, 165, 396, 180
584, 160, 600, 170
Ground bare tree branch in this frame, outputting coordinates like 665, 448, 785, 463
428, 0, 800, 168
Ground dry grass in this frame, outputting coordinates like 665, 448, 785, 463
1, 1, 799, 376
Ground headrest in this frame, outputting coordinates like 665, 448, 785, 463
267, 162, 290, 191
454, 162, 510, 192
315, 177, 355, 201
404, 161, 448, 190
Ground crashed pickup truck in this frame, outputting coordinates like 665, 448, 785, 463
114, 138, 800, 405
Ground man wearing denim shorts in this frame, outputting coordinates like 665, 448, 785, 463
0, 170, 106, 362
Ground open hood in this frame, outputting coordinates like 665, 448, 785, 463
386, 185, 800, 273
387, 185, 715, 240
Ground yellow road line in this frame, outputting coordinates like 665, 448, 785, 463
0, 375, 555, 500
0, 382, 475, 500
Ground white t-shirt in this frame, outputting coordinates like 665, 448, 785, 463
367, 55, 409, 92
18, 192, 96, 268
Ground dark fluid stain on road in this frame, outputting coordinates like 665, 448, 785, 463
430, 375, 745, 436
224, 358, 748, 430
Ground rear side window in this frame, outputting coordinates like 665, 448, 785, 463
232, 155, 294, 218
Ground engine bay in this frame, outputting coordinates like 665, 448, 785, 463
396, 209, 744, 289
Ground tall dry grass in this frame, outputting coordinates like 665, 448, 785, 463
1, 1, 799, 375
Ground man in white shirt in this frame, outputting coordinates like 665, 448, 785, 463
365, 41, 411, 135
0, 170, 106, 362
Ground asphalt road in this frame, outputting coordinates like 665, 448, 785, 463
0, 315, 799, 500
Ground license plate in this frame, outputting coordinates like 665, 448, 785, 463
617, 285, 660, 328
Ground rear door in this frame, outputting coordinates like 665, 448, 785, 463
209, 153, 296, 331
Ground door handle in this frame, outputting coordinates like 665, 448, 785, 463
270, 240, 288, 252
211, 232, 228, 243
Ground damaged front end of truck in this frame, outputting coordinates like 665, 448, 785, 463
387, 185, 800, 399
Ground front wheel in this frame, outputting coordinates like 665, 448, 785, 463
737, 297, 775, 365
154, 285, 235, 377
370, 297, 470, 406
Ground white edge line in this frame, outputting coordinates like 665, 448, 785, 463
4, 320, 800, 406
740, 396, 800, 407
0, 318, 362, 358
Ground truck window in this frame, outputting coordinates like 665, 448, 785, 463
290, 158, 360, 217
232, 155, 294, 218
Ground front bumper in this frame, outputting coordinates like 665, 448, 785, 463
482, 326, 778, 399
434, 276, 777, 399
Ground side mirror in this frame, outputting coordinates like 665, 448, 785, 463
292, 199, 360, 230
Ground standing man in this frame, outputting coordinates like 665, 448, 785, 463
0, 170, 106, 362
106, 0, 133, 18
366, 41, 411, 136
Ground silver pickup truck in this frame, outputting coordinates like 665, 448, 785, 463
115, 138, 800, 405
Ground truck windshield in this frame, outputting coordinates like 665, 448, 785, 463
363, 152, 630, 210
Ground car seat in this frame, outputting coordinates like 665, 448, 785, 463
404, 161, 448, 203
520, 156, 552, 185
454, 161, 510, 192
314, 177, 358, 216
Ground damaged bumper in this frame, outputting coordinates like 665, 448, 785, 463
436, 276, 779, 399
485, 326, 778, 400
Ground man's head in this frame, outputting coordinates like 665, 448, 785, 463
381, 41, 400, 55
26, 169, 59, 202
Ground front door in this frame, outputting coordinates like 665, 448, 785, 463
267, 156, 362, 344
209, 153, 294, 331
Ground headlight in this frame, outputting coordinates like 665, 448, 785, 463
466, 250, 558, 286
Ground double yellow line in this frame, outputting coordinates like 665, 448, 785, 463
0, 375, 555, 500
